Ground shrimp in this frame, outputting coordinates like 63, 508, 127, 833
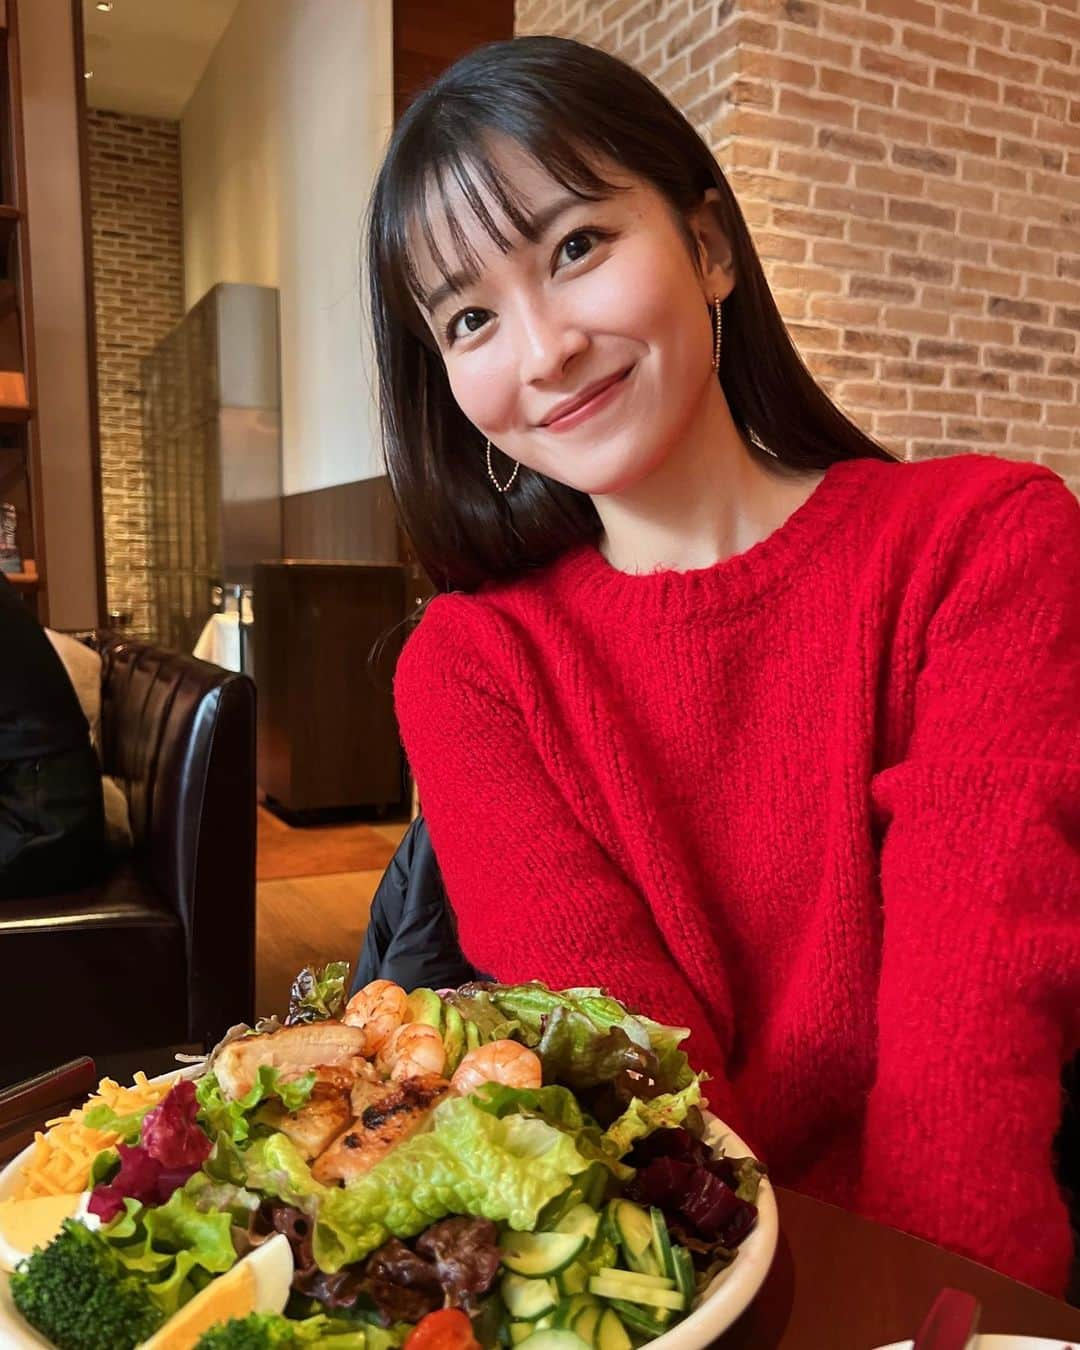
342, 979, 408, 1057
450, 1040, 542, 1096
379, 1022, 448, 1082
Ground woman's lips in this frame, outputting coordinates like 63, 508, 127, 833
542, 365, 635, 433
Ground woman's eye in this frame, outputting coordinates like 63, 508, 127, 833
557, 230, 600, 266
446, 307, 489, 343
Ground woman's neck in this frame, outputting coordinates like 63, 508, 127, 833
593, 381, 824, 576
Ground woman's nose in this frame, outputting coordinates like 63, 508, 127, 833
517, 305, 589, 385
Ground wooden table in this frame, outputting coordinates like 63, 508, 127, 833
4, 1048, 1080, 1348
720, 1187, 1080, 1347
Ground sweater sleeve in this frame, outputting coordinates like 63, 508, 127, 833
866, 471, 1080, 1295
393, 597, 740, 1126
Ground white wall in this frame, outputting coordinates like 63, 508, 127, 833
181, 0, 393, 493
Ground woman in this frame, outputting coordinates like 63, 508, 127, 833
368, 36, 1080, 1294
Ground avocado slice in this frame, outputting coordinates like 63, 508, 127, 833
442, 1005, 465, 1072
405, 987, 443, 1032
464, 1017, 482, 1053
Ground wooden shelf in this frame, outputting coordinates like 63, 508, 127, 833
3, 557, 36, 586
0, 401, 30, 423
0, 206, 18, 250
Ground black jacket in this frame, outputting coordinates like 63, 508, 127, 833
0, 574, 91, 761
350, 814, 492, 995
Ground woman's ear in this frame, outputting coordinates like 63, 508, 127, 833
688, 188, 735, 301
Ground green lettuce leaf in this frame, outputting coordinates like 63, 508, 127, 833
195, 1065, 316, 1143
484, 983, 696, 1096
82, 1101, 152, 1143
468, 1083, 631, 1182
101, 1187, 237, 1317
601, 1077, 703, 1158
440, 986, 521, 1043
242, 1093, 594, 1272
287, 961, 352, 1025
89, 1147, 120, 1186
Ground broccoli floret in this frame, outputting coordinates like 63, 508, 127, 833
10, 1218, 164, 1350
195, 1311, 375, 1348
195, 1313, 306, 1349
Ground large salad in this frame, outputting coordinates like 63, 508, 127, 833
1, 968, 766, 1350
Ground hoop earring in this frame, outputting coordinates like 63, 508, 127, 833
712, 294, 722, 373
486, 439, 520, 494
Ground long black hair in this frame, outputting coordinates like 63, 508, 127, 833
367, 35, 898, 594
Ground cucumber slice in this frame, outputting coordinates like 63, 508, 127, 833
609, 1200, 661, 1277
572, 1304, 603, 1347
585, 1166, 610, 1211
553, 1294, 596, 1330
595, 1309, 633, 1350
670, 1245, 696, 1310
593, 1267, 675, 1291
606, 1301, 670, 1340
502, 1231, 588, 1278
554, 1204, 600, 1242
512, 1335, 591, 1350
649, 1208, 674, 1279
509, 1326, 535, 1345
609, 1200, 652, 1260
556, 1261, 589, 1296
583, 1232, 618, 1276
587, 1277, 685, 1312
502, 1273, 559, 1321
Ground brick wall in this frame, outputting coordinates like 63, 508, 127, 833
87, 109, 184, 637
515, 0, 1080, 492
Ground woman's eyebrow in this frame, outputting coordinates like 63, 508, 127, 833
421, 192, 595, 314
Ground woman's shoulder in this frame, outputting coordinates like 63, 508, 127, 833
394, 572, 547, 708
856, 449, 1061, 508
854, 451, 1075, 559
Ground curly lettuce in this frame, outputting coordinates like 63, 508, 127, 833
483, 983, 697, 1095
287, 961, 351, 1025
101, 1187, 237, 1317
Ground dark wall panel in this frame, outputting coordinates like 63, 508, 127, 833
281, 475, 399, 563
393, 0, 515, 121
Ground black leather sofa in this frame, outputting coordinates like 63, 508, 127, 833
0, 634, 256, 1085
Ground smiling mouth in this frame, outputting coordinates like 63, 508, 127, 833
541, 366, 635, 428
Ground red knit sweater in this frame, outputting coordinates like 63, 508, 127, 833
393, 451, 1080, 1295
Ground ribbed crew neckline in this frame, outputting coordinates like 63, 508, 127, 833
552, 456, 877, 621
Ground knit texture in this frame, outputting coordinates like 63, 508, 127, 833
394, 451, 1080, 1295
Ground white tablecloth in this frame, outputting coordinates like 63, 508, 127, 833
193, 612, 242, 672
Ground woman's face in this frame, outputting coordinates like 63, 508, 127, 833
411, 139, 734, 498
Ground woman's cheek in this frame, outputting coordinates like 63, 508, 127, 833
447, 355, 516, 436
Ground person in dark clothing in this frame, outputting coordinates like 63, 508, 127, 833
0, 575, 104, 897
350, 814, 491, 995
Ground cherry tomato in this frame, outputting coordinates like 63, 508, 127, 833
404, 1308, 481, 1350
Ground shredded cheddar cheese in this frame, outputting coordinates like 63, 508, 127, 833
13, 1071, 172, 1200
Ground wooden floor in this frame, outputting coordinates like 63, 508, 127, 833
255, 811, 410, 1018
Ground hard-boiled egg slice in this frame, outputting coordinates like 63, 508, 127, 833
140, 1231, 293, 1348
0, 1193, 97, 1273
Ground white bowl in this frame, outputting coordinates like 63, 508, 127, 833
0, 1068, 777, 1348
878, 1339, 1078, 1349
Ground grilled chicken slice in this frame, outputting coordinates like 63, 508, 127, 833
312, 1074, 451, 1185
258, 1082, 355, 1160
214, 1021, 369, 1101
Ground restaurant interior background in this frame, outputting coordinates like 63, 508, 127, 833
2, 0, 1077, 1018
